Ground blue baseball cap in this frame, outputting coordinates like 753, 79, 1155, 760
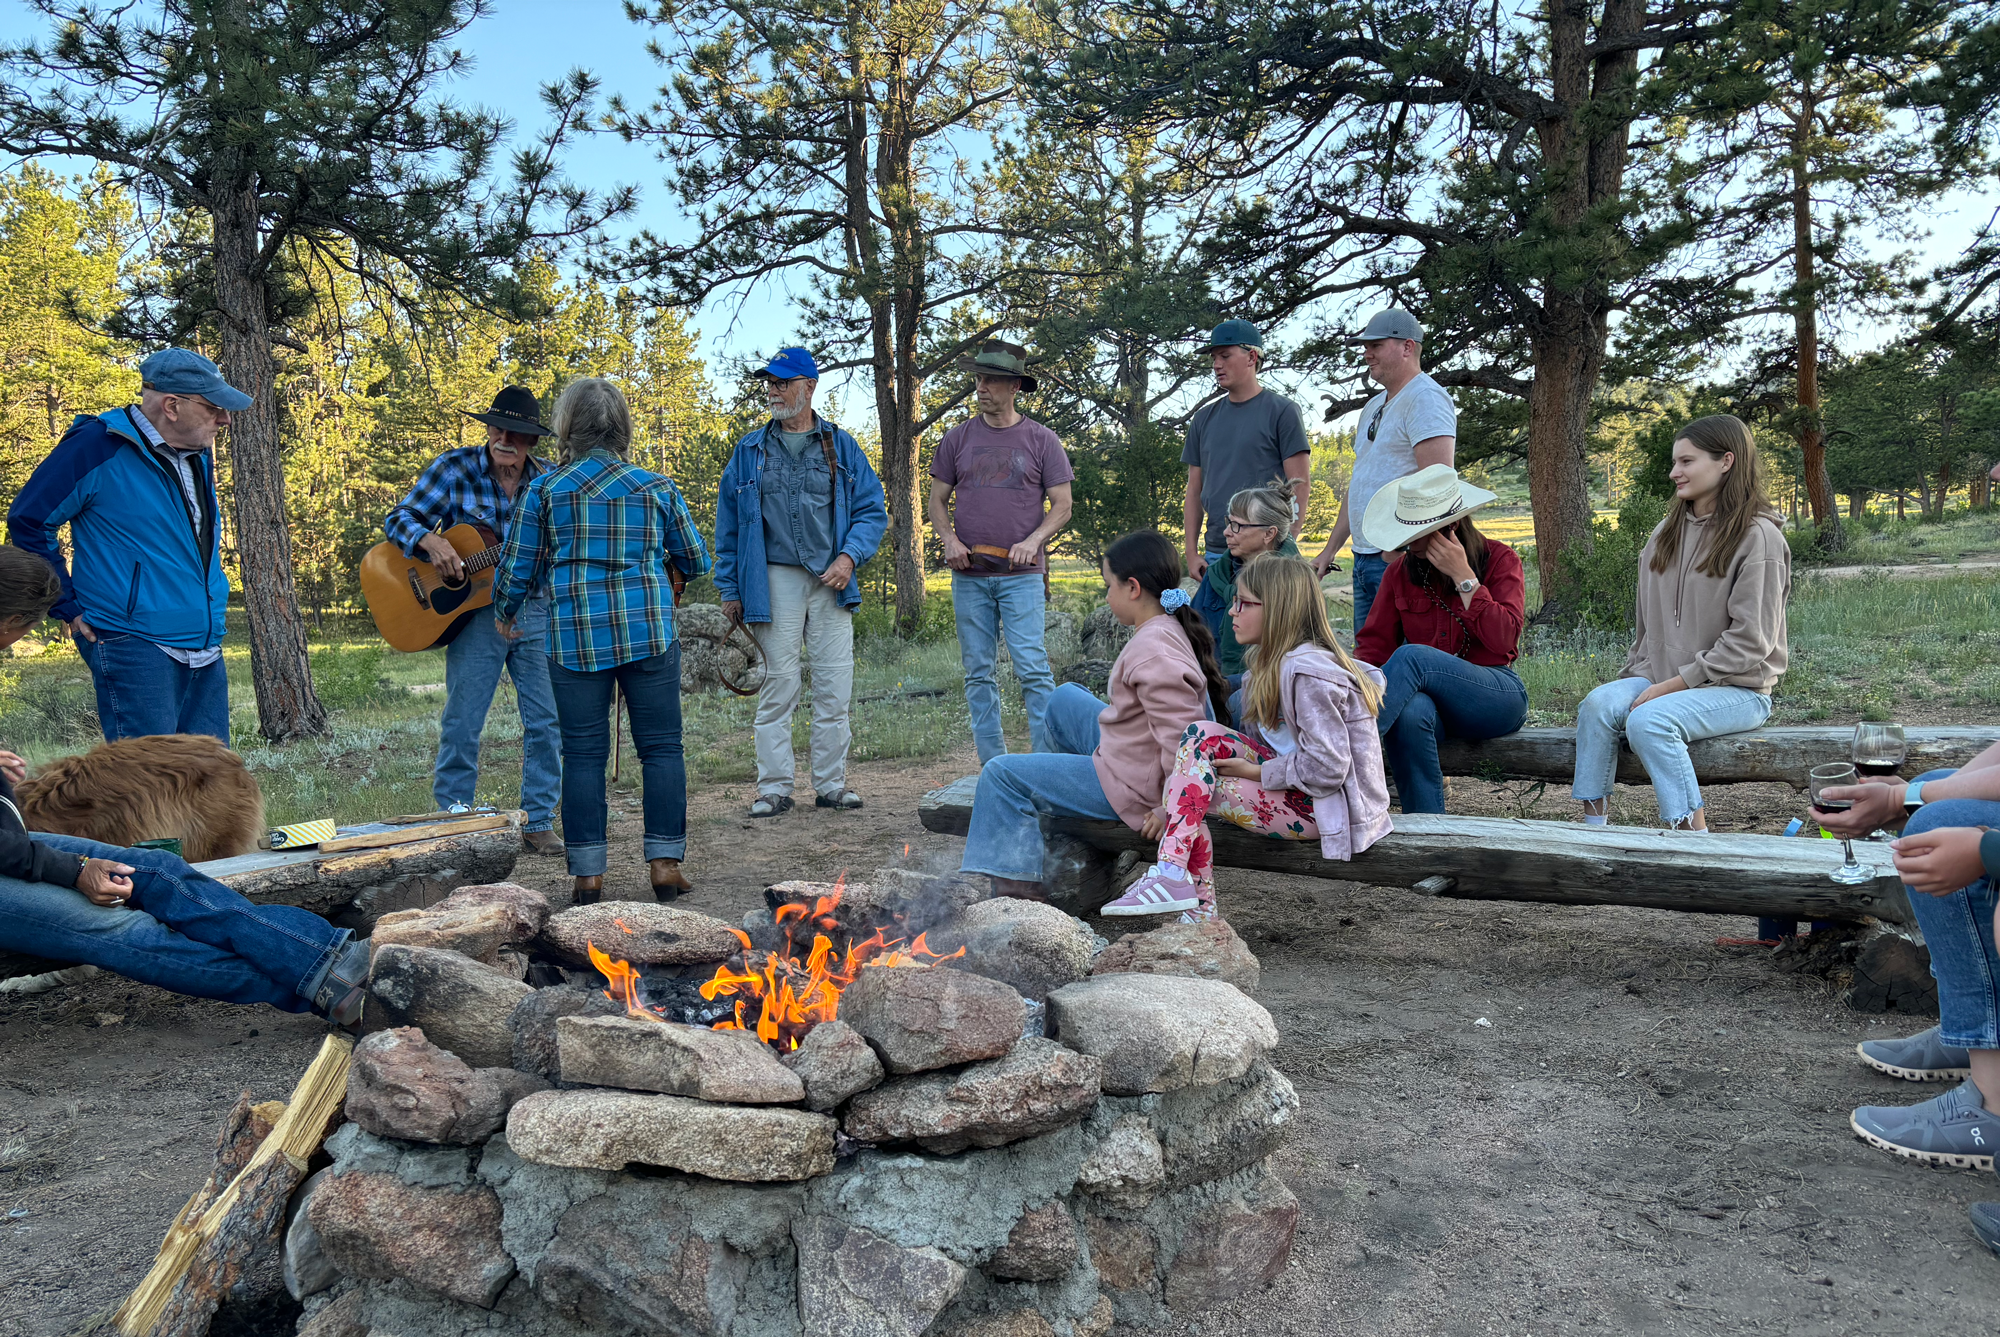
1197, 318, 1265, 354
755, 347, 821, 381
139, 348, 252, 411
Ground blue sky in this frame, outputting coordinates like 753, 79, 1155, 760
2, 0, 1993, 429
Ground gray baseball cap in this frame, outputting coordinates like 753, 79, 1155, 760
1346, 309, 1423, 344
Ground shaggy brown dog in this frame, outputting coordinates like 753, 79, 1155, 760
18, 734, 264, 863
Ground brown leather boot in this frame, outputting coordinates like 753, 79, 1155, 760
572, 875, 603, 906
649, 858, 692, 899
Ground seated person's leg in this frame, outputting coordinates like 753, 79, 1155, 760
960, 752, 1118, 891
1572, 676, 1650, 819
28, 832, 358, 1010
1622, 686, 1770, 828
1382, 689, 1445, 814
1040, 683, 1107, 757
1850, 798, 2000, 1167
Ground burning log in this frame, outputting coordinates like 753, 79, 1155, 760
112, 1034, 354, 1337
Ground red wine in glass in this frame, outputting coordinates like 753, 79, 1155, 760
1855, 760, 1901, 778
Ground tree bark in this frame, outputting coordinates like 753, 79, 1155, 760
877, 50, 927, 636
1791, 100, 1843, 552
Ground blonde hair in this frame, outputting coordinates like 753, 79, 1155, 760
1227, 478, 1294, 553
1238, 554, 1381, 726
1649, 414, 1780, 579
552, 378, 632, 464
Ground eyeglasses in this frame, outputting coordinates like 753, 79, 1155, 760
1367, 406, 1385, 442
168, 395, 225, 420
1229, 596, 1264, 613
1223, 519, 1276, 534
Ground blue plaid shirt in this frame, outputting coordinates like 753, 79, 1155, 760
493, 450, 713, 672
383, 445, 553, 556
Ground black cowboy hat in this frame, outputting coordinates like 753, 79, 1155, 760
463, 385, 553, 437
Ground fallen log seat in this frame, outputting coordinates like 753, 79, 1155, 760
918, 776, 1915, 927
1435, 724, 1995, 787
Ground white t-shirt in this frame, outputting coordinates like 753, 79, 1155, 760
1346, 371, 1457, 554
1264, 719, 1300, 757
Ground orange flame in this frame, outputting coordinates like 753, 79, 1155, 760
586, 940, 662, 1022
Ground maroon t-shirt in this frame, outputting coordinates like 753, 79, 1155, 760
930, 415, 1074, 576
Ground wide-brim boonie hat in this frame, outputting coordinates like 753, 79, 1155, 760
957, 338, 1038, 394
1361, 463, 1499, 553
464, 385, 552, 437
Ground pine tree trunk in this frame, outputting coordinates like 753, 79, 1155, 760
1791, 104, 1843, 553
210, 170, 328, 742
1524, 323, 1599, 608
1848, 490, 1866, 520
876, 62, 927, 637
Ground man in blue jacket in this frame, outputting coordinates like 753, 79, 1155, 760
7, 349, 245, 742
716, 348, 887, 818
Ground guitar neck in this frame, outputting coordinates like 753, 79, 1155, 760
461, 545, 505, 575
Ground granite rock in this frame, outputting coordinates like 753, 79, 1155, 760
781, 1019, 884, 1112
533, 1178, 751, 1336
307, 1171, 515, 1308
842, 1038, 1101, 1153
770, 869, 985, 937
1162, 1169, 1300, 1310
793, 1216, 967, 1337
345, 1027, 546, 1145
1091, 920, 1261, 995
981, 1201, 1079, 1282
1083, 1214, 1157, 1293
1076, 1114, 1164, 1205
370, 882, 549, 964
366, 944, 533, 1069
935, 898, 1094, 1002
507, 985, 625, 1081
556, 1014, 805, 1103
506, 1087, 836, 1181
936, 1312, 1056, 1337
1154, 1061, 1299, 1187
1044, 975, 1275, 1095
537, 902, 742, 967
840, 967, 1025, 1074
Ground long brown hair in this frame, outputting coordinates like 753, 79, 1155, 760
1239, 554, 1382, 727
1401, 516, 1491, 592
1104, 530, 1233, 723
1649, 415, 1779, 578
0, 546, 61, 627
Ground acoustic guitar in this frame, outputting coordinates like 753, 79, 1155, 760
359, 522, 694, 653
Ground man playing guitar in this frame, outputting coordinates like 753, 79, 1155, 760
382, 386, 565, 857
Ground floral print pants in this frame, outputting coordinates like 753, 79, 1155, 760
1159, 721, 1319, 909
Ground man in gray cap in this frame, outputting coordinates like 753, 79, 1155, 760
9, 348, 248, 742
1181, 318, 1310, 638
1312, 309, 1457, 632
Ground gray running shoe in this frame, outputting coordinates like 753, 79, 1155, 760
1974, 1202, 2000, 1258
1857, 1025, 1973, 1082
1851, 1081, 2000, 1170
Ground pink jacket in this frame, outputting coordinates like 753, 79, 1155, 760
1253, 644, 1393, 860
1093, 615, 1210, 829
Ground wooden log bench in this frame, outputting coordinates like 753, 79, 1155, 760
0, 813, 524, 986
1436, 725, 1996, 787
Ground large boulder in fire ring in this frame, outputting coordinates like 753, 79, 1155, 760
842, 1037, 1102, 1153
839, 966, 1025, 1075
366, 944, 532, 1070
781, 1019, 884, 1112
306, 1171, 515, 1308
370, 882, 549, 964
345, 1027, 547, 1144
1091, 919, 1261, 995
793, 1216, 967, 1337
555, 1014, 806, 1104
507, 1087, 837, 1181
933, 898, 1094, 1002
1044, 975, 1276, 1096
536, 901, 742, 968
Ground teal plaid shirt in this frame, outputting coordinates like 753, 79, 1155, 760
493, 450, 712, 672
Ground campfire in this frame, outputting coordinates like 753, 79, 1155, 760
583, 875, 964, 1049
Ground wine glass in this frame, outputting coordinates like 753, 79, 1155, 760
1852, 723, 1908, 839
1809, 762, 1874, 885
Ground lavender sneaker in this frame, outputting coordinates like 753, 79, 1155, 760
1099, 867, 1202, 916
1851, 1080, 2000, 1171
1857, 1025, 1973, 1082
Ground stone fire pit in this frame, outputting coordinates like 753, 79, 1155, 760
289, 874, 1298, 1337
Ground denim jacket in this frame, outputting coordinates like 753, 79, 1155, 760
714, 418, 887, 622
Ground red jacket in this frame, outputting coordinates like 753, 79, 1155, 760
1354, 541, 1526, 668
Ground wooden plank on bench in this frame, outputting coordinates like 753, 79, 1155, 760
919, 777, 1912, 926
1435, 725, 1996, 786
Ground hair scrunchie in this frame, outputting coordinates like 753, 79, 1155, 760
1159, 587, 1191, 612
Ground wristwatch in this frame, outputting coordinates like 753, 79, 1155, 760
1904, 780, 1926, 812
1456, 576, 1479, 595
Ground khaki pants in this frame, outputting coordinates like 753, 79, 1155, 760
754, 564, 855, 798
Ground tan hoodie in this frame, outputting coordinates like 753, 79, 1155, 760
1621, 509, 1791, 694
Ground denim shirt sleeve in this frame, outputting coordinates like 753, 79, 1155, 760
714, 444, 746, 599
837, 433, 888, 565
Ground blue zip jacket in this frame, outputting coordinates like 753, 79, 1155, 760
714, 418, 887, 622
6, 408, 231, 648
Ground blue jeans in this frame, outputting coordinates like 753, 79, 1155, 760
1351, 552, 1389, 632
1573, 675, 1772, 824
952, 572, 1057, 764
75, 631, 229, 743
960, 683, 1119, 882
438, 599, 561, 831
1192, 550, 1229, 640
1225, 673, 1246, 731
1900, 770, 2000, 1050
547, 644, 686, 878
1, 833, 348, 1011
1377, 644, 1528, 813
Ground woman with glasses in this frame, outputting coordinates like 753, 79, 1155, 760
1203, 481, 1301, 696
1352, 465, 1527, 814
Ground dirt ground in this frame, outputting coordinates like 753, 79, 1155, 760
5, 742, 1999, 1336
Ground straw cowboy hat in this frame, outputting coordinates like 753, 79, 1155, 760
1360, 463, 1500, 553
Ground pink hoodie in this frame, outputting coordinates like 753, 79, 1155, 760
1092, 615, 1210, 829
1253, 643, 1393, 860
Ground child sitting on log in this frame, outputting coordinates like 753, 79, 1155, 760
1101, 554, 1391, 920
958, 531, 1232, 909
0, 545, 369, 1024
